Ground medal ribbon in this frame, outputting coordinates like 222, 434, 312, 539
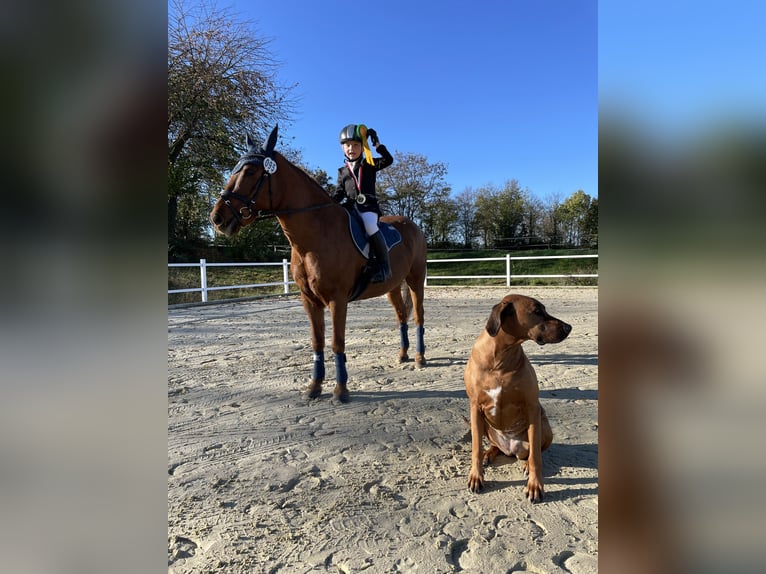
346, 160, 363, 192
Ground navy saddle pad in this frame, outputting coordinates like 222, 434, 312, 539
345, 210, 402, 259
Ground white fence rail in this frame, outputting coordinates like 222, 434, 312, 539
424, 254, 598, 286
168, 254, 598, 303
168, 258, 292, 303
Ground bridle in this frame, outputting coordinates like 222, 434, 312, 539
219, 152, 333, 224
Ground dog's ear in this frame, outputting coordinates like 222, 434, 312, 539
485, 300, 514, 337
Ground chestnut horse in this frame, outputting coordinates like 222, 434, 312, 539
210, 125, 426, 403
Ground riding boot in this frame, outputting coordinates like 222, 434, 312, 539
368, 231, 391, 283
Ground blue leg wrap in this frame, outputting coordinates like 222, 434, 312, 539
416, 325, 425, 355
334, 353, 348, 385
399, 323, 410, 350
312, 351, 325, 381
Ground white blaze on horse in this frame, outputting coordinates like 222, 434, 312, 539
210, 125, 427, 403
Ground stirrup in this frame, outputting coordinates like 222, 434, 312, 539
370, 265, 391, 283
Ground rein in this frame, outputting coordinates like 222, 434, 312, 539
220, 154, 333, 223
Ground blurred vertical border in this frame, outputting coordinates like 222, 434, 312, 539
599, 1, 766, 572
0, 1, 168, 572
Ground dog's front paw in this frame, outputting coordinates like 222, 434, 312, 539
524, 476, 544, 503
468, 467, 484, 492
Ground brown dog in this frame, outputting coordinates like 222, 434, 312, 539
464, 294, 571, 501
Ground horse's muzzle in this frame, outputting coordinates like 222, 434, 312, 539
210, 210, 239, 236
211, 211, 224, 227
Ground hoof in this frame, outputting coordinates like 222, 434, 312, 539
333, 384, 350, 403
398, 350, 410, 363
415, 353, 426, 367
305, 380, 323, 400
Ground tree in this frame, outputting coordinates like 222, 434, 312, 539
375, 151, 449, 227
421, 196, 458, 247
472, 180, 527, 248
454, 187, 478, 248
495, 179, 526, 247
473, 184, 501, 247
557, 190, 594, 246
582, 197, 598, 246
168, 0, 295, 251
540, 193, 564, 247
519, 192, 546, 246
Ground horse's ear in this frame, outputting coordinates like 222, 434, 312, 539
263, 124, 279, 156
245, 133, 258, 152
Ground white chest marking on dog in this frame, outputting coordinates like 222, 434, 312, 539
485, 387, 502, 417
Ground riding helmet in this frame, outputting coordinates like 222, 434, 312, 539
339, 124, 364, 144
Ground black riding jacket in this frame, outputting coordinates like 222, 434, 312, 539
333, 144, 393, 215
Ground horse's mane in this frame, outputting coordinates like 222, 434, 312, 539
277, 151, 333, 198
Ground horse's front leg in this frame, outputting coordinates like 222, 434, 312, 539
302, 294, 326, 400
328, 299, 350, 403
409, 282, 426, 367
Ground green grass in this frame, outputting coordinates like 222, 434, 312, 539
425, 248, 598, 287
168, 264, 297, 305
168, 248, 598, 304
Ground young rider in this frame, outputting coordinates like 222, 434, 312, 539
333, 123, 394, 283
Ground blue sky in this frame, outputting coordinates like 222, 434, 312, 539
223, 0, 598, 201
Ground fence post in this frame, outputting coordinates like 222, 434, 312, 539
200, 258, 208, 302
282, 258, 290, 294
506, 254, 511, 287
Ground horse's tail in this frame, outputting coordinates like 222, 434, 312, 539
401, 280, 413, 321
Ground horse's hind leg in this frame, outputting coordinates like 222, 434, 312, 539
387, 283, 412, 363
406, 277, 426, 367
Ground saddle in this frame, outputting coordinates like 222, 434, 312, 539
344, 209, 402, 302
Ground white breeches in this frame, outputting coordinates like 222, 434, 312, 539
358, 209, 379, 236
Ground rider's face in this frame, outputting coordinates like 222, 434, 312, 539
343, 141, 362, 160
